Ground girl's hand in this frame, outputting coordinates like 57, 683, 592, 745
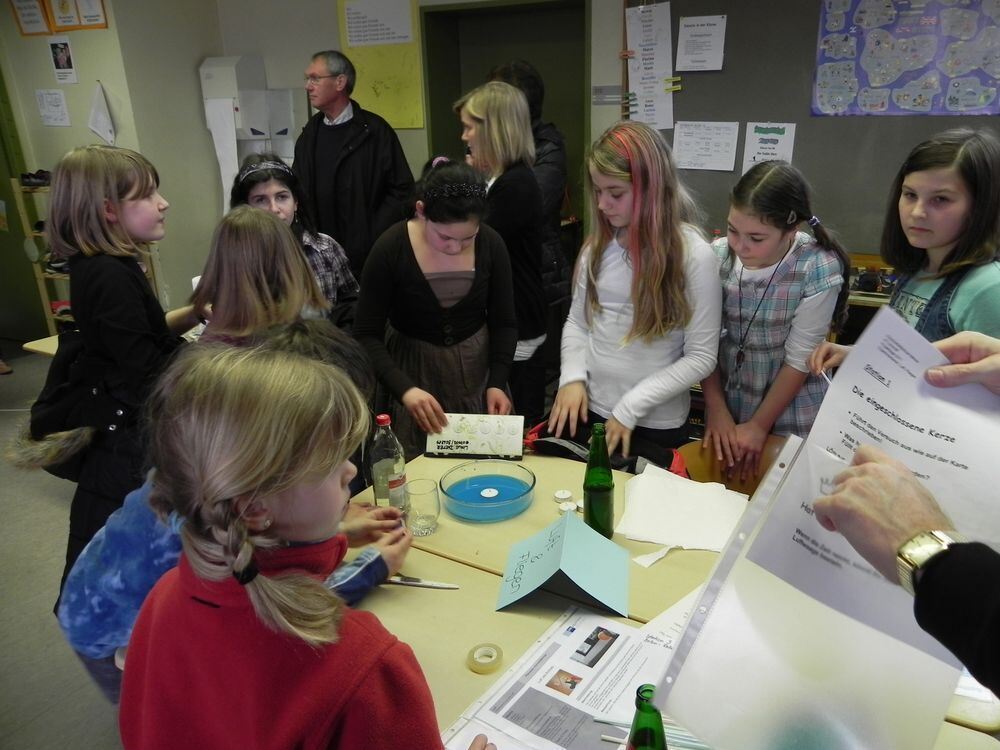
605, 417, 633, 458
809, 341, 851, 376
733, 421, 768, 480
402, 387, 448, 433
703, 404, 740, 468
548, 382, 588, 438
372, 525, 411, 577
339, 505, 403, 547
485, 387, 512, 415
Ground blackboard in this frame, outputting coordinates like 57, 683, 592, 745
655, 0, 996, 255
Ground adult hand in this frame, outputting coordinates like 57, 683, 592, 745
486, 387, 512, 415
928, 331, 1000, 395
401, 387, 448, 434
548, 381, 588, 439
813, 444, 952, 582
733, 421, 768, 480
703, 405, 740, 468
339, 505, 403, 547
604, 417, 632, 458
808, 341, 851, 376
467, 734, 497, 750
372, 524, 411, 577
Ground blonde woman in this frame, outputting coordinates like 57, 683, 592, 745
191, 206, 329, 346
548, 121, 721, 457
119, 346, 494, 750
455, 81, 548, 426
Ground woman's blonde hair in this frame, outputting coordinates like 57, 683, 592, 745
453, 81, 535, 177
584, 121, 691, 342
47, 145, 160, 259
147, 345, 370, 647
192, 206, 328, 337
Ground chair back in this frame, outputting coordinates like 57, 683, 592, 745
678, 435, 787, 496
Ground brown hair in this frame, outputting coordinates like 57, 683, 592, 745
47, 145, 160, 259
191, 206, 328, 336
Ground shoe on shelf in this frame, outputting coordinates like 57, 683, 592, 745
45, 257, 70, 274
0, 359, 12, 375
19, 170, 51, 187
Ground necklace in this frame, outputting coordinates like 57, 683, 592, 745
731, 241, 795, 387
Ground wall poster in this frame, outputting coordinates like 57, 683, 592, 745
813, 0, 1000, 116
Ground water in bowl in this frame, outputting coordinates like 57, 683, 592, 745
445, 474, 533, 522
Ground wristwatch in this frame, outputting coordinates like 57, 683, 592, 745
896, 530, 966, 596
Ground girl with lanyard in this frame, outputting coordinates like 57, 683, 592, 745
702, 161, 849, 477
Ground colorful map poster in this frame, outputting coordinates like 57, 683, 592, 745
812, 0, 1000, 116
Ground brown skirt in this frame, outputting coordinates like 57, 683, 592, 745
380, 324, 491, 460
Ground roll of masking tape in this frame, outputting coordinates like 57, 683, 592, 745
466, 643, 503, 674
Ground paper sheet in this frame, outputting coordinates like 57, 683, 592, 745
672, 121, 739, 171
36, 89, 70, 126
88, 82, 115, 144
740, 122, 795, 174
625, 2, 674, 130
659, 308, 999, 749
676, 15, 726, 71
616, 463, 747, 552
442, 608, 676, 750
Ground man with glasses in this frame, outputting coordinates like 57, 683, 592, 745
294, 50, 414, 277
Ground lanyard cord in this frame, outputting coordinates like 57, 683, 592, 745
735, 242, 794, 369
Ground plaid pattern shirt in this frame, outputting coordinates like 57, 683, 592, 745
301, 230, 359, 307
713, 233, 843, 437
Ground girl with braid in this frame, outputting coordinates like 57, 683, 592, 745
702, 160, 849, 478
118, 344, 494, 750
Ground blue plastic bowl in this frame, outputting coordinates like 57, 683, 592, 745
439, 460, 536, 523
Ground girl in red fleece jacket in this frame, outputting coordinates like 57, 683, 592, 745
119, 345, 493, 750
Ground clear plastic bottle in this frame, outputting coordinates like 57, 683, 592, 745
370, 414, 408, 510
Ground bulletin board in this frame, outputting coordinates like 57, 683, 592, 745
337, 0, 425, 129
660, 0, 997, 256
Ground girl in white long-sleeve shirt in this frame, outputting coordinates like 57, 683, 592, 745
548, 121, 721, 457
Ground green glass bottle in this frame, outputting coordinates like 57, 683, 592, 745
583, 422, 614, 538
626, 683, 667, 750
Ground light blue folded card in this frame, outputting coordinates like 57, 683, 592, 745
497, 512, 629, 616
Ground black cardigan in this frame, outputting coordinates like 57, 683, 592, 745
353, 221, 518, 399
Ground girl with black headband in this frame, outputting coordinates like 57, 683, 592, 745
354, 158, 518, 459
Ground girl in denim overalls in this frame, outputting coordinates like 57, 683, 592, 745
702, 161, 850, 478
811, 129, 1000, 377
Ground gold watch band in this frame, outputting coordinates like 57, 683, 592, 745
896, 530, 965, 596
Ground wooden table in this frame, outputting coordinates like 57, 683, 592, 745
22, 334, 58, 357
355, 453, 1000, 748
354, 453, 716, 624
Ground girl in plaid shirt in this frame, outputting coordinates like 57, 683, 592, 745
231, 152, 359, 328
702, 161, 850, 479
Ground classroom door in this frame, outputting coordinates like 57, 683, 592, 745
0, 63, 47, 342
422, 0, 587, 220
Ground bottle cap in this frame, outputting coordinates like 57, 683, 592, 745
553, 489, 573, 502
375, 414, 391, 426
558, 501, 577, 513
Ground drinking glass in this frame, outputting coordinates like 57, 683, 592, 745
404, 478, 440, 536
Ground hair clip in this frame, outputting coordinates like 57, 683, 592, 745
787, 210, 798, 225
232, 561, 259, 585
808, 215, 821, 227
431, 155, 451, 168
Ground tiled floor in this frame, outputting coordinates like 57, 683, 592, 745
0, 341, 121, 749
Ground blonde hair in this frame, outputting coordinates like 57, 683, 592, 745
192, 206, 328, 337
454, 81, 535, 177
147, 345, 370, 646
47, 145, 160, 259
584, 121, 691, 342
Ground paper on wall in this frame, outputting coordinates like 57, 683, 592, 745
36, 89, 70, 127
676, 15, 726, 71
740, 122, 795, 174
88, 82, 115, 144
672, 121, 738, 171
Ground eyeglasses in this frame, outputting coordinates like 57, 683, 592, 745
304, 74, 340, 86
